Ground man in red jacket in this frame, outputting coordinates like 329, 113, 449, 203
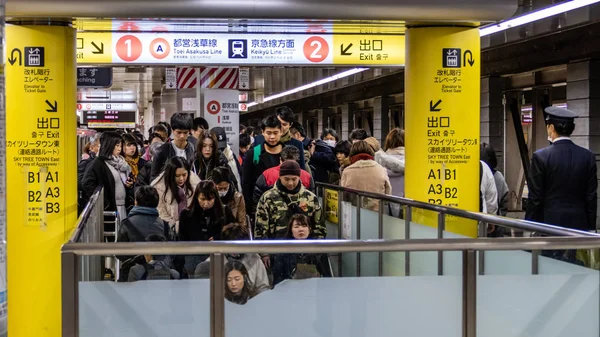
252, 145, 314, 209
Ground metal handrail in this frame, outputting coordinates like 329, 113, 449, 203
70, 186, 103, 243
61, 237, 600, 256
315, 182, 599, 237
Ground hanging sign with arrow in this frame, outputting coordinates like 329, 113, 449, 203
238, 67, 250, 91
165, 68, 177, 90
75, 32, 112, 64
332, 34, 405, 65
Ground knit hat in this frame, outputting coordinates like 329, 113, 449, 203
279, 160, 301, 177
364, 137, 381, 152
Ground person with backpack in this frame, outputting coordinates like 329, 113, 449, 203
255, 161, 326, 268
127, 234, 180, 281
241, 115, 284, 214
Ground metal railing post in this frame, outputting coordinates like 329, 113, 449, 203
438, 212, 445, 276
378, 199, 384, 276
210, 253, 225, 337
356, 195, 361, 277
462, 250, 477, 337
531, 250, 540, 275
338, 190, 343, 278
62, 252, 79, 337
405, 206, 411, 276
478, 221, 486, 275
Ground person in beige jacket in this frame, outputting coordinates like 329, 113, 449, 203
341, 140, 392, 211
151, 156, 201, 232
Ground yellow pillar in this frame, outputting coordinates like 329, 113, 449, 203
6, 23, 77, 336
405, 27, 480, 237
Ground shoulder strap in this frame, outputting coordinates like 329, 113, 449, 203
253, 144, 262, 165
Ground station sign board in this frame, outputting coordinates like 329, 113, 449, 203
76, 28, 405, 66
77, 67, 112, 87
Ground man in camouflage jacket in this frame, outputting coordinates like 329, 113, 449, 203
255, 160, 326, 243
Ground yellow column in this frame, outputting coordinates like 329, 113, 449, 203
405, 27, 480, 237
6, 24, 77, 336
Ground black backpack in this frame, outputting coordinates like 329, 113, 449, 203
141, 261, 177, 280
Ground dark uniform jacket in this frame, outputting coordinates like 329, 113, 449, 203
150, 142, 196, 182
526, 139, 597, 231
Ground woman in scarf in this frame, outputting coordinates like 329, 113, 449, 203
82, 131, 133, 221
122, 133, 147, 212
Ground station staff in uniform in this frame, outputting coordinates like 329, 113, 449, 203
526, 107, 597, 260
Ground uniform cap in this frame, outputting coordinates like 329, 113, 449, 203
210, 127, 228, 149
544, 107, 578, 123
279, 160, 301, 177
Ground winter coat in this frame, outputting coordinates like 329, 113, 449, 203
191, 153, 229, 181
117, 206, 168, 243
78, 152, 96, 214
150, 141, 196, 182
253, 133, 306, 169
81, 157, 118, 212
252, 165, 315, 209
225, 191, 247, 226
134, 160, 153, 195
179, 205, 236, 242
341, 159, 392, 211
272, 252, 332, 286
151, 171, 201, 229
375, 147, 405, 198
241, 144, 282, 214
309, 140, 337, 184
222, 145, 243, 192
255, 183, 326, 240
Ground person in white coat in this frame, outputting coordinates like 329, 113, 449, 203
480, 160, 498, 215
211, 127, 242, 192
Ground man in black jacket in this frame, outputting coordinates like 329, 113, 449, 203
150, 113, 195, 182
242, 115, 283, 214
252, 106, 306, 169
526, 107, 598, 261
77, 133, 101, 215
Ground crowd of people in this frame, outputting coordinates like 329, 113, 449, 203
78, 105, 515, 304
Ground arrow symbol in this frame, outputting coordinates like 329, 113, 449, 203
340, 43, 353, 56
430, 99, 442, 112
8, 48, 22, 66
463, 50, 475, 67
91, 41, 104, 54
45, 100, 58, 113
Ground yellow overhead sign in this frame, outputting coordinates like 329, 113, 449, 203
332, 34, 405, 65
76, 32, 112, 64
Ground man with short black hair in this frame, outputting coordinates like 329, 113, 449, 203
150, 113, 195, 181
242, 115, 284, 214
238, 133, 252, 165
252, 145, 315, 208
117, 186, 167, 243
192, 117, 209, 140
349, 128, 370, 143
252, 106, 306, 169
526, 107, 597, 262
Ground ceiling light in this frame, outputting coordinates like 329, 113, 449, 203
480, 0, 600, 36
246, 68, 368, 108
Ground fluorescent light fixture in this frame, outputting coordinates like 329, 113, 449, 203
246, 68, 368, 108
249, 1, 596, 109
480, 0, 600, 36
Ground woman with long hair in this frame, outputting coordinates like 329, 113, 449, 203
179, 180, 236, 276
271, 214, 332, 286
82, 131, 132, 221
210, 166, 246, 226
122, 133, 147, 211
224, 260, 257, 305
151, 157, 200, 230
192, 130, 227, 180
